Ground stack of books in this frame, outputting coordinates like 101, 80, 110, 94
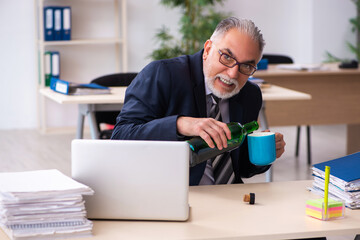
308, 152, 360, 209
0, 169, 94, 240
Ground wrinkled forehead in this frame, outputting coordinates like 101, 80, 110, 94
214, 29, 262, 63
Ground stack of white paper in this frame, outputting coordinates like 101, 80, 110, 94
0, 169, 94, 240
310, 176, 360, 209
307, 152, 360, 209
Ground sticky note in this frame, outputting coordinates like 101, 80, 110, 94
305, 198, 344, 220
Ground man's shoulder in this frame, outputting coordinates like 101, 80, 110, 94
138, 56, 190, 82
241, 80, 262, 96
231, 80, 262, 103
244, 80, 261, 92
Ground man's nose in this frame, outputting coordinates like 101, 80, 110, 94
226, 65, 239, 79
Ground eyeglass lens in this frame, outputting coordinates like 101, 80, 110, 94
219, 52, 256, 76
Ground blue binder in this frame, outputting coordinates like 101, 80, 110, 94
50, 78, 110, 95
50, 78, 70, 94
313, 151, 360, 185
43, 7, 54, 41
62, 7, 71, 40
53, 7, 63, 41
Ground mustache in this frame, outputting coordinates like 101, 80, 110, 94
214, 74, 237, 85
205, 73, 241, 99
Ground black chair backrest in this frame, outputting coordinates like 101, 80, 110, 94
262, 54, 293, 64
91, 72, 138, 87
90, 73, 138, 137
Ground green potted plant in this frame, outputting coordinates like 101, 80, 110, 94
325, 0, 360, 63
150, 0, 230, 60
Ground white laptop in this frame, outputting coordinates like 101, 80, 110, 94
71, 139, 190, 221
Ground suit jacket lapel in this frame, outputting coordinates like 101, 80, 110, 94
189, 50, 207, 117
229, 94, 244, 124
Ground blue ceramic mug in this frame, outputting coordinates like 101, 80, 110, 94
247, 132, 276, 166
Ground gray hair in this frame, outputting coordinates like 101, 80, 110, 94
210, 17, 265, 54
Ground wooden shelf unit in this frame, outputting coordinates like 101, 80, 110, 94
34, 0, 128, 133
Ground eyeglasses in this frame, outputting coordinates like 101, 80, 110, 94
218, 49, 257, 76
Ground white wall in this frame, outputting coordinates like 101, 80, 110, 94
313, 0, 356, 62
0, 0, 356, 130
0, 0, 37, 129
222, 0, 355, 63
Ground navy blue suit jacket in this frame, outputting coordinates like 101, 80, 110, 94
111, 50, 270, 185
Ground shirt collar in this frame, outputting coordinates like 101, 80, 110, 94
204, 80, 212, 96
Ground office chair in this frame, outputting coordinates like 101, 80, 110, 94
90, 72, 138, 139
261, 54, 312, 165
261, 54, 293, 64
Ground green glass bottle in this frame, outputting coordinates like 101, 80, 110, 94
187, 121, 259, 167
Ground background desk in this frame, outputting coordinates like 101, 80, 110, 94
2, 180, 357, 240
259, 85, 311, 130
39, 87, 126, 139
254, 63, 360, 154
40, 85, 310, 140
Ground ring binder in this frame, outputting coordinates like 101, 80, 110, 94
309, 151, 360, 209
43, 7, 54, 41
62, 7, 71, 40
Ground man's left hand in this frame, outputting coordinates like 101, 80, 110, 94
263, 130, 286, 158
274, 132, 285, 158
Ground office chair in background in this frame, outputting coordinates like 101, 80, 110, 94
261, 54, 312, 165
90, 72, 138, 139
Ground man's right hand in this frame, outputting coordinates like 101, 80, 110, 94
176, 116, 231, 150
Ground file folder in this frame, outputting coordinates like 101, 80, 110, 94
43, 7, 54, 41
313, 151, 360, 191
50, 78, 110, 95
51, 51, 60, 79
53, 7, 62, 41
62, 7, 71, 40
44, 51, 52, 86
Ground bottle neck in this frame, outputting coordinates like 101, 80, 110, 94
242, 121, 259, 133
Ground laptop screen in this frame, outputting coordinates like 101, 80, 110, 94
71, 139, 190, 221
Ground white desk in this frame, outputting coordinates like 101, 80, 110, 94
78, 181, 360, 239
2, 180, 357, 240
258, 85, 311, 181
259, 84, 311, 130
39, 85, 311, 140
254, 63, 360, 155
39, 87, 127, 139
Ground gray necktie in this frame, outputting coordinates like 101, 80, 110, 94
209, 94, 221, 120
199, 94, 234, 185
199, 94, 221, 185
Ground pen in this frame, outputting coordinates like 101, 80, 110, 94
324, 166, 330, 219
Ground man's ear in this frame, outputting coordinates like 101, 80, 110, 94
203, 40, 212, 60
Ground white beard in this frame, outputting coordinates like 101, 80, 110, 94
205, 73, 241, 99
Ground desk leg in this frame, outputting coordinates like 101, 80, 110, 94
78, 104, 100, 139
259, 102, 273, 182
259, 104, 268, 131
76, 104, 87, 139
76, 110, 85, 139
88, 110, 99, 139
347, 124, 360, 154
